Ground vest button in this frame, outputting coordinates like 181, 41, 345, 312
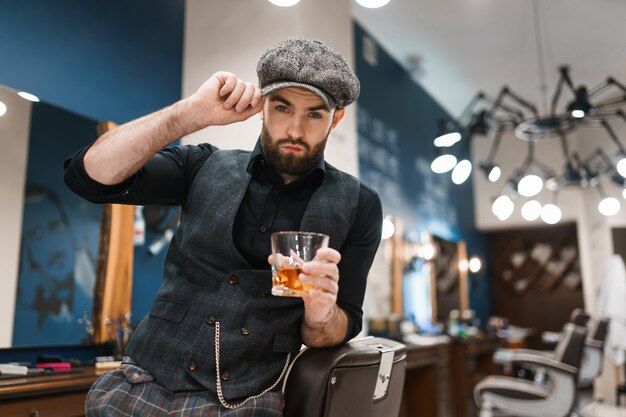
259, 226, 266, 233
241, 327, 250, 336
260, 290, 270, 297
186, 360, 197, 372
221, 371, 230, 381
228, 276, 238, 285
206, 315, 216, 325
273, 189, 280, 196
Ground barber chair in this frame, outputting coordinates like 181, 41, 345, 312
578, 316, 610, 388
474, 322, 587, 417
282, 336, 406, 417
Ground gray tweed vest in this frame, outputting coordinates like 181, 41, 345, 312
125, 149, 360, 399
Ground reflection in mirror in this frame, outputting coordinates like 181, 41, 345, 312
0, 83, 102, 348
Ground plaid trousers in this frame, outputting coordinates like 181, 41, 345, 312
85, 364, 284, 417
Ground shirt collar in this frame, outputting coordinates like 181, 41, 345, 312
246, 138, 326, 180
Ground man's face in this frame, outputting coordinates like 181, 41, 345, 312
18, 197, 74, 319
260, 88, 345, 177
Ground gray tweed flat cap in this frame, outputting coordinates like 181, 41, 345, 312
257, 38, 360, 109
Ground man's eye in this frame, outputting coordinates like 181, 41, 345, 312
309, 112, 322, 119
276, 105, 288, 112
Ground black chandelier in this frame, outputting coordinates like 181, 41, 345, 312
430, 65, 626, 224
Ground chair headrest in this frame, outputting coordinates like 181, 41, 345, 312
569, 309, 590, 327
588, 317, 610, 343
554, 322, 587, 369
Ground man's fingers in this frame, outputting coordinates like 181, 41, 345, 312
218, 73, 238, 97
223, 80, 247, 109
314, 248, 341, 264
302, 261, 338, 281
235, 83, 257, 113
300, 274, 339, 295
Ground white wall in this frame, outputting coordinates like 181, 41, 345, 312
182, 0, 359, 176
0, 86, 32, 348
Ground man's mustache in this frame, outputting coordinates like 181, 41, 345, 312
275, 138, 311, 151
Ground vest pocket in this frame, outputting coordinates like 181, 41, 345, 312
149, 298, 189, 323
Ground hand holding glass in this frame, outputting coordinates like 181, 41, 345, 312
271, 231, 329, 297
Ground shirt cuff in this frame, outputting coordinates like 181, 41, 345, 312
64, 145, 137, 200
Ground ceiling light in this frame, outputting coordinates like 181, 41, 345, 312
355, 0, 391, 8
468, 256, 482, 273
617, 158, 626, 178
451, 159, 472, 185
18, 91, 39, 102
541, 203, 562, 225
430, 154, 457, 174
267, 0, 300, 6
492, 195, 514, 220
567, 86, 592, 119
623, 188, 626, 200
381, 216, 395, 240
433, 119, 462, 147
521, 200, 542, 221
517, 174, 544, 197
430, 1, 626, 220
0, 100, 6, 117
434, 132, 461, 148
598, 196, 620, 216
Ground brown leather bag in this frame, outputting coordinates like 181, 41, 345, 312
282, 337, 407, 417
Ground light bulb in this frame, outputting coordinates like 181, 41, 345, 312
488, 166, 501, 182
420, 244, 435, 261
468, 256, 482, 273
571, 109, 585, 119
517, 174, 544, 197
492, 195, 514, 220
18, 91, 39, 102
268, 0, 300, 6
433, 132, 461, 147
617, 158, 626, 178
598, 196, 620, 216
355, 0, 391, 8
622, 188, 626, 200
451, 159, 472, 185
0, 100, 6, 117
521, 200, 542, 221
381, 217, 395, 240
431, 154, 457, 173
458, 259, 469, 272
541, 203, 562, 224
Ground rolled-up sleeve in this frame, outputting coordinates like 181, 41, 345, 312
63, 143, 218, 206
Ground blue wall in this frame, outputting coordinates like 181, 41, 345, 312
0, 0, 184, 124
0, 0, 184, 353
354, 23, 491, 326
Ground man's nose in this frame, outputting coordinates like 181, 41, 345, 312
286, 117, 305, 140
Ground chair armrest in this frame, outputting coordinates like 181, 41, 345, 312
510, 352, 577, 375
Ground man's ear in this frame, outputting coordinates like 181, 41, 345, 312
259, 108, 264, 121
331, 108, 346, 130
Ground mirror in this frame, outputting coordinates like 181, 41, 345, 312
389, 223, 469, 329
0, 83, 103, 348
431, 235, 468, 324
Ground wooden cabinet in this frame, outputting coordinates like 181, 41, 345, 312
399, 342, 452, 417
0, 369, 98, 417
449, 336, 500, 417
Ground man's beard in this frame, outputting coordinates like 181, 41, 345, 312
260, 124, 329, 176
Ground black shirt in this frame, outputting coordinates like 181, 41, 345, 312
64, 140, 383, 340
